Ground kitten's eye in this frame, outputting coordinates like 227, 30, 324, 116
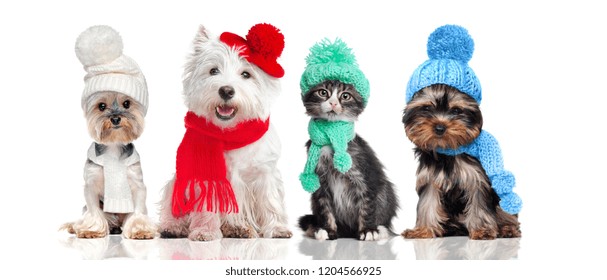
210, 68, 220, 75
241, 71, 251, 79
98, 103, 106, 111
317, 89, 328, 97
123, 100, 130, 109
450, 108, 462, 115
340, 92, 351, 100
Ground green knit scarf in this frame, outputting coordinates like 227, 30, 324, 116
299, 119, 355, 193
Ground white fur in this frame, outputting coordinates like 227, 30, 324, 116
61, 144, 157, 239
314, 229, 329, 241
158, 25, 291, 241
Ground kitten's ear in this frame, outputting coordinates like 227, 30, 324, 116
192, 25, 210, 53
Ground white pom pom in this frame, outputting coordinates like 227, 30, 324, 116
75, 25, 123, 67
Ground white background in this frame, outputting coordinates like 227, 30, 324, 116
1, 0, 605, 278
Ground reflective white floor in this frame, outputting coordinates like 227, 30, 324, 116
57, 228, 520, 260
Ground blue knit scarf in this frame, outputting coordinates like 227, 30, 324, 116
436, 130, 522, 215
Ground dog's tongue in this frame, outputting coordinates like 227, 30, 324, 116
216, 105, 235, 116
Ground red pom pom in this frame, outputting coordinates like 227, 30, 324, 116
246, 23, 284, 58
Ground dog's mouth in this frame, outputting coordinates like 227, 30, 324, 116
215, 104, 237, 120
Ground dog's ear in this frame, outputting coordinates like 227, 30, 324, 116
192, 25, 210, 53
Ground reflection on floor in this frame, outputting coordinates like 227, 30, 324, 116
407, 237, 520, 260
59, 232, 520, 260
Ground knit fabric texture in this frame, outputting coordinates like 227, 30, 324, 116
406, 24, 481, 104
76, 25, 149, 115
436, 130, 522, 214
299, 119, 355, 193
87, 142, 140, 213
171, 112, 270, 217
220, 23, 285, 78
300, 38, 370, 106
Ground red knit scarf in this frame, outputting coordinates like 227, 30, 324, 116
172, 112, 270, 217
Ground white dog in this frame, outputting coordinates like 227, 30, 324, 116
158, 23, 292, 241
62, 25, 156, 239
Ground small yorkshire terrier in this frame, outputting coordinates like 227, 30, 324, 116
401, 25, 521, 240
157, 23, 292, 241
61, 25, 156, 239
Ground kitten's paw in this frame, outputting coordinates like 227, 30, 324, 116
359, 229, 381, 241
314, 229, 329, 241
314, 229, 337, 241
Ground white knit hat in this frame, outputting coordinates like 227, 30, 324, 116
75, 25, 149, 115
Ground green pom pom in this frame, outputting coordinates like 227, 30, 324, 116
306, 38, 357, 66
300, 173, 320, 193
333, 151, 352, 173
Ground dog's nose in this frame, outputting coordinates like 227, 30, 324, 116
111, 116, 121, 126
434, 124, 446, 135
219, 86, 235, 100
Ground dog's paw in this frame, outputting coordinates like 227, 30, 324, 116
123, 214, 157, 240
59, 223, 76, 234
470, 228, 498, 240
221, 224, 255, 238
270, 226, 292, 239
158, 220, 190, 238
76, 230, 107, 239
401, 227, 435, 239
188, 228, 222, 242
498, 225, 521, 238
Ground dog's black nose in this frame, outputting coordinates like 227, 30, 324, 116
111, 116, 121, 126
434, 124, 446, 135
219, 86, 235, 100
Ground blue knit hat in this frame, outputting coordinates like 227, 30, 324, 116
406, 25, 481, 104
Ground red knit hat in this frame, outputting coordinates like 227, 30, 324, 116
219, 23, 285, 78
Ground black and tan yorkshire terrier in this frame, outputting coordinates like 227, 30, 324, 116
61, 26, 156, 239
401, 25, 522, 240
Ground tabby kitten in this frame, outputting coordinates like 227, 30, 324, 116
298, 80, 398, 241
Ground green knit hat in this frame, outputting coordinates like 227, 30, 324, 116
300, 38, 370, 106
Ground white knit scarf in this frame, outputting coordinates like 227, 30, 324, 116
87, 142, 139, 213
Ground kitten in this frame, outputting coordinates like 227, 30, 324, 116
298, 80, 398, 241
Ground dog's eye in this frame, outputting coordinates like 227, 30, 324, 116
317, 89, 328, 97
210, 68, 220, 75
241, 71, 251, 79
98, 103, 106, 111
340, 92, 351, 100
123, 100, 130, 109
422, 105, 432, 111
450, 108, 462, 115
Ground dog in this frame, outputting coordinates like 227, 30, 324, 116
157, 23, 292, 241
400, 25, 522, 240
61, 26, 156, 239
402, 84, 521, 240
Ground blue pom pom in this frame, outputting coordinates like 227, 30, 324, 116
427, 25, 474, 63
500, 193, 522, 215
